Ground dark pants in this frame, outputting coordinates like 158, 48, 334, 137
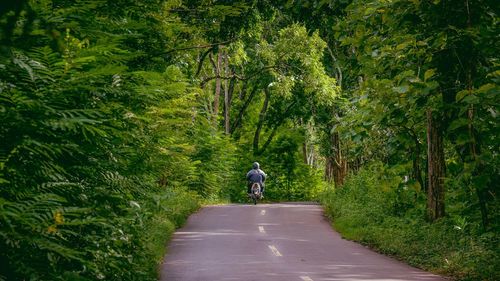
247, 182, 264, 194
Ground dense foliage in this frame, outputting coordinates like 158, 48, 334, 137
1, 0, 498, 280
0, 1, 235, 280
322, 164, 499, 280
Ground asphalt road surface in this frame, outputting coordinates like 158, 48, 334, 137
160, 203, 447, 281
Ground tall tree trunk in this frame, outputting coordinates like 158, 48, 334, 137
253, 89, 270, 155
209, 51, 222, 126
426, 109, 446, 221
332, 132, 348, 187
214, 52, 222, 125
307, 146, 316, 167
224, 76, 235, 134
302, 143, 308, 164
325, 131, 347, 187
325, 156, 334, 182
223, 52, 233, 134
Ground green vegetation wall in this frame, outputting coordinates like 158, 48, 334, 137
0, 1, 238, 280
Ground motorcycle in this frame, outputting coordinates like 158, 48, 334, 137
249, 182, 262, 205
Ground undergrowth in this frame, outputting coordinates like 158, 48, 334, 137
141, 187, 200, 279
321, 165, 500, 281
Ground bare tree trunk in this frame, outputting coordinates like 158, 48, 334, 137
332, 132, 348, 187
305, 144, 316, 167
302, 143, 308, 164
253, 89, 270, 155
209, 51, 222, 126
325, 156, 334, 182
325, 131, 348, 187
214, 52, 222, 124
426, 109, 446, 221
225, 77, 235, 134
223, 51, 232, 134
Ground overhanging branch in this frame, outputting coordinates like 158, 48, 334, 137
162, 38, 237, 55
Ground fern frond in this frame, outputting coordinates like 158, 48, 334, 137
34, 237, 86, 262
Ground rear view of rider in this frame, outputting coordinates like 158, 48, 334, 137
246, 162, 267, 197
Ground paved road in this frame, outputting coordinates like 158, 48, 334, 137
160, 203, 447, 281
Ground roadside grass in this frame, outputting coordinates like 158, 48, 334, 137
139, 187, 201, 279
321, 168, 500, 281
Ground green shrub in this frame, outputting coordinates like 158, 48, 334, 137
322, 165, 500, 281
138, 187, 201, 279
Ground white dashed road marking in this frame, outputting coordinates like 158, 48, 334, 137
260, 209, 266, 215
300, 276, 314, 281
268, 245, 283, 257
259, 226, 266, 233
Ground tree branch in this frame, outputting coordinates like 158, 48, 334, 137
258, 100, 298, 154
162, 38, 237, 55
200, 64, 280, 87
230, 85, 256, 134
195, 48, 214, 77
200, 73, 245, 87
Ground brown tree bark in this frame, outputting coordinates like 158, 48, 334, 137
209, 51, 222, 126
224, 76, 235, 134
325, 156, 334, 182
223, 51, 233, 134
332, 132, 348, 187
302, 143, 308, 164
426, 109, 446, 221
325, 131, 348, 187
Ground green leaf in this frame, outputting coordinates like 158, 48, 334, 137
456, 89, 469, 101
462, 94, 480, 104
424, 69, 436, 81
476, 83, 496, 94
393, 85, 409, 94
448, 118, 468, 131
